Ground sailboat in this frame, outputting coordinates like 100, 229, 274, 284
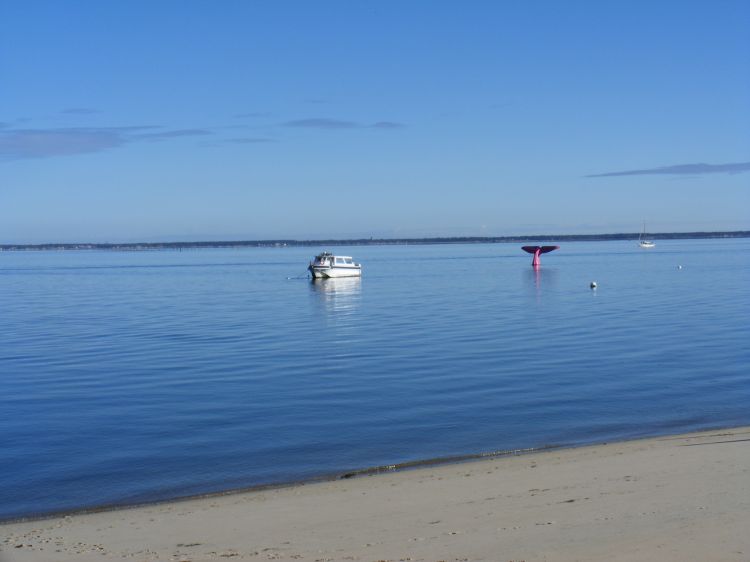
638, 222, 655, 248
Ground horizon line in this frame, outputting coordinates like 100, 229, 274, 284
2, 230, 749, 250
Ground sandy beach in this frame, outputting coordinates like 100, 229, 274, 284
2, 427, 749, 562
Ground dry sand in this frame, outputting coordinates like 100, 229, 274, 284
2, 427, 749, 562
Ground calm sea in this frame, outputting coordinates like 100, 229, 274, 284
1, 239, 749, 520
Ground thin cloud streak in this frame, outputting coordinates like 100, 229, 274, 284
0, 127, 135, 159
132, 129, 212, 140
283, 117, 406, 130
371, 121, 405, 129
226, 137, 274, 144
62, 108, 98, 115
284, 118, 359, 129
0, 126, 210, 160
587, 162, 750, 177
234, 112, 270, 118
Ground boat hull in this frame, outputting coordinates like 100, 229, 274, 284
309, 266, 362, 279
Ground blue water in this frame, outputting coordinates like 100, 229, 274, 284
1, 239, 749, 520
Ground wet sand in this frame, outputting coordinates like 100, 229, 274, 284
2, 427, 749, 561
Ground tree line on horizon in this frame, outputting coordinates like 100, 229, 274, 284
1, 231, 749, 251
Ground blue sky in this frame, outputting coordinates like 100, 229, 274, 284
1, 1, 748, 243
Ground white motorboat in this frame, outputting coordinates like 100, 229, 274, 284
638, 222, 655, 248
308, 251, 362, 278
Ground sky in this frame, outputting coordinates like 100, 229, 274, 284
1, 1, 749, 243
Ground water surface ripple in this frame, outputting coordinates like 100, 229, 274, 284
1, 240, 749, 519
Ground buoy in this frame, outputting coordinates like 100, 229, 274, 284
590, 281, 597, 289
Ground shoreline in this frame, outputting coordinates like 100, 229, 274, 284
2, 230, 749, 251
3, 426, 749, 561
3, 423, 737, 525
1, 443, 564, 525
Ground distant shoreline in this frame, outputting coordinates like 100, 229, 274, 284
2, 230, 749, 251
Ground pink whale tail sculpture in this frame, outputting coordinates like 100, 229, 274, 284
522, 245, 560, 267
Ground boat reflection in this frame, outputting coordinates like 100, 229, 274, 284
309, 277, 362, 313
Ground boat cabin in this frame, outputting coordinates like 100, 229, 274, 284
308, 252, 362, 278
